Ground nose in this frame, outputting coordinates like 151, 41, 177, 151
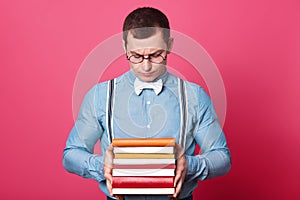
142, 58, 152, 72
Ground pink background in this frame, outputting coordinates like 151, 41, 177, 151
1, 0, 299, 199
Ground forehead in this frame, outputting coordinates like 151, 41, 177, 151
126, 30, 167, 52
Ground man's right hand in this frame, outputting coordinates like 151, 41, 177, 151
103, 145, 124, 200
104, 144, 114, 196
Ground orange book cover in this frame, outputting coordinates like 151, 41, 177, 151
114, 153, 174, 159
112, 138, 176, 147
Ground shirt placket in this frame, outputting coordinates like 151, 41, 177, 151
143, 89, 154, 138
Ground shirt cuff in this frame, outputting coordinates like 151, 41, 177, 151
88, 154, 105, 182
185, 154, 209, 180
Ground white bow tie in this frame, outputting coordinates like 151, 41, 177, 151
134, 78, 163, 96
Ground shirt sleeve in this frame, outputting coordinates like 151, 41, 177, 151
62, 85, 106, 182
185, 87, 231, 181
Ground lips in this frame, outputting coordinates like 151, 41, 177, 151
141, 72, 154, 77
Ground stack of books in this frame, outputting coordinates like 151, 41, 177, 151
111, 138, 176, 195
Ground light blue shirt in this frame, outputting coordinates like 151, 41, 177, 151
63, 70, 231, 199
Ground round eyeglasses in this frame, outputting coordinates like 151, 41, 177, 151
126, 52, 167, 64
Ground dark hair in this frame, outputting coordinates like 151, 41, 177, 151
122, 7, 170, 48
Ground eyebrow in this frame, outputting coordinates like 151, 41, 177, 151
129, 49, 164, 56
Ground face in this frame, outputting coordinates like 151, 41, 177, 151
125, 30, 173, 82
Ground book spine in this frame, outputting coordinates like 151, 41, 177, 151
112, 138, 176, 147
113, 146, 174, 154
113, 164, 176, 169
112, 188, 175, 195
114, 153, 174, 159
112, 176, 174, 188
112, 169, 175, 176
113, 158, 175, 165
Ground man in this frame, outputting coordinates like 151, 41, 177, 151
63, 7, 231, 200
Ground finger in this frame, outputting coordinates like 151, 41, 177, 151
115, 195, 124, 200
173, 171, 180, 188
174, 161, 184, 186
168, 194, 178, 199
174, 164, 187, 196
173, 177, 184, 198
173, 168, 183, 194
104, 165, 113, 183
104, 171, 112, 182
173, 144, 187, 198
106, 177, 113, 196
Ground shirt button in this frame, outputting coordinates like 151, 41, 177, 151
146, 101, 151, 105
147, 124, 150, 128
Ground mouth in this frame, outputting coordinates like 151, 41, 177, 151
141, 72, 154, 77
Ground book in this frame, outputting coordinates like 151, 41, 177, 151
114, 153, 174, 159
112, 138, 176, 147
113, 158, 175, 165
113, 146, 174, 154
112, 188, 175, 195
113, 164, 176, 169
111, 138, 176, 195
112, 168, 175, 176
112, 176, 174, 188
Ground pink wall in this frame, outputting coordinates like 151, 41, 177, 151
1, 0, 299, 199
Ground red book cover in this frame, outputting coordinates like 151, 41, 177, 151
112, 176, 174, 188
112, 188, 174, 195
113, 164, 176, 169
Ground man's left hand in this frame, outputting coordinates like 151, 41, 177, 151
172, 143, 188, 198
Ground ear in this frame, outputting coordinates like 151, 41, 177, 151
167, 37, 174, 53
122, 39, 127, 52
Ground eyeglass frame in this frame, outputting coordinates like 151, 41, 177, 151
126, 50, 168, 64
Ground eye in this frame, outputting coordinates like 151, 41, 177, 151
132, 54, 142, 58
150, 52, 162, 58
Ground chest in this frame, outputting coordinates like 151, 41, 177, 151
113, 88, 181, 138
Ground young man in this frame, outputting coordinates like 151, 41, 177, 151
63, 7, 231, 200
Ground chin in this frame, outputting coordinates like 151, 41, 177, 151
141, 77, 155, 82
137, 74, 157, 82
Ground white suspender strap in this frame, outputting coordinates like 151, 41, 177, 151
178, 78, 188, 149
106, 78, 116, 144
